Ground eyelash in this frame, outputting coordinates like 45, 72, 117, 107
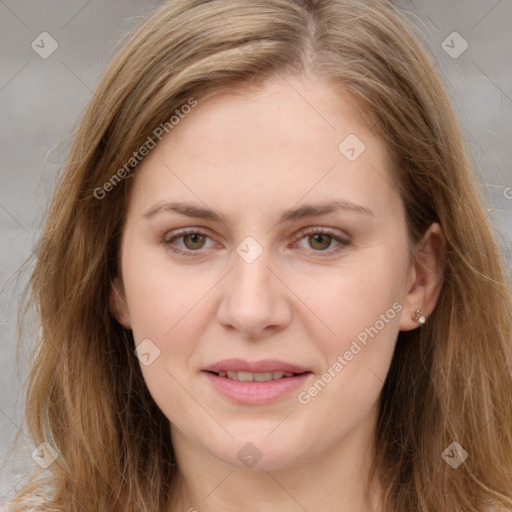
163, 227, 351, 258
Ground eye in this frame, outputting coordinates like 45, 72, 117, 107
163, 229, 216, 257
163, 227, 351, 258
292, 227, 350, 256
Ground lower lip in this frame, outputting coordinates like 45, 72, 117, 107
203, 371, 312, 404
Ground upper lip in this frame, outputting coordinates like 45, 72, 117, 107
203, 359, 311, 374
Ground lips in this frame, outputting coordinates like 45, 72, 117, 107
202, 359, 313, 404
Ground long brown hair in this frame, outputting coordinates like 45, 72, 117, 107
6, 0, 512, 510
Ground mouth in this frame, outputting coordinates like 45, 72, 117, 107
205, 370, 308, 382
202, 359, 313, 404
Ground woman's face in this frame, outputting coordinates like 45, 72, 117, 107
112, 77, 420, 471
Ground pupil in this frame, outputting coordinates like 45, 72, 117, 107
185, 233, 205, 249
310, 233, 330, 250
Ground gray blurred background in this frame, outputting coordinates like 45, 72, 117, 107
0, 0, 511, 502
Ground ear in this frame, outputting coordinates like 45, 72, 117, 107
399, 222, 445, 331
109, 276, 132, 329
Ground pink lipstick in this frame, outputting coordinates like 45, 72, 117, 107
202, 358, 313, 404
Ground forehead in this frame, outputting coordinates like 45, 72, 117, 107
127, 77, 401, 224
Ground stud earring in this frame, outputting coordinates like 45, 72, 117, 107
412, 309, 426, 325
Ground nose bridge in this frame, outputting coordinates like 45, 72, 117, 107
234, 245, 272, 297
230, 231, 274, 290
230, 238, 276, 308
216, 236, 291, 336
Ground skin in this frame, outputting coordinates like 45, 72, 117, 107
111, 77, 445, 512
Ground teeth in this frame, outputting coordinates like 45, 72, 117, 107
237, 371, 254, 382
217, 370, 297, 381
254, 372, 273, 382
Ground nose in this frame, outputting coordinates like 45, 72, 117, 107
216, 247, 292, 339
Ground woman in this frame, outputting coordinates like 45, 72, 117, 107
4, 0, 512, 510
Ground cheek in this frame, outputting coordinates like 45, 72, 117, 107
295, 283, 400, 436
289, 250, 405, 411
120, 244, 214, 402
122, 239, 212, 338
122, 254, 212, 428
287, 253, 405, 351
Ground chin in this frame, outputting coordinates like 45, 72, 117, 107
207, 434, 310, 472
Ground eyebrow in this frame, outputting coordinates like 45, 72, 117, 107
143, 199, 374, 224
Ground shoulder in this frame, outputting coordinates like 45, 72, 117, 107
0, 497, 58, 512
0, 500, 15, 511
0, 481, 58, 512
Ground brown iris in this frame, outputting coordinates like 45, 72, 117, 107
183, 233, 207, 250
308, 233, 332, 251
